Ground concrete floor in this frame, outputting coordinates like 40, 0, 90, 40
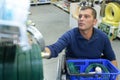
29, 4, 120, 80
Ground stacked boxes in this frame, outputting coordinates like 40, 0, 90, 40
117, 27, 120, 38
98, 22, 118, 40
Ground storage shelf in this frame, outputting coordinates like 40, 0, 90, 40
52, 1, 70, 13
31, 0, 51, 5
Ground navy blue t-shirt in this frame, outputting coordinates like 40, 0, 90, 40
47, 27, 116, 61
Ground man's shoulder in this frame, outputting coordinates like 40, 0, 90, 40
67, 27, 78, 33
62, 27, 78, 37
94, 28, 108, 38
68, 27, 78, 33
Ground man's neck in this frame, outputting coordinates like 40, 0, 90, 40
80, 28, 93, 40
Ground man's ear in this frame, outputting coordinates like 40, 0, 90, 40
93, 19, 97, 25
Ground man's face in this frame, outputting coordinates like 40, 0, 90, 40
78, 9, 97, 31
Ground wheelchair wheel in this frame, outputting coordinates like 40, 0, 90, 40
56, 54, 66, 80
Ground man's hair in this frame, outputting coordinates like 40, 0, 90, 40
80, 6, 97, 19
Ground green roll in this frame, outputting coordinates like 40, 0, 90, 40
0, 43, 44, 80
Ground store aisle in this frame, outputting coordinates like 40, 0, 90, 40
29, 4, 120, 80
29, 4, 69, 80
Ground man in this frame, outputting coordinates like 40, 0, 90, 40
42, 6, 118, 67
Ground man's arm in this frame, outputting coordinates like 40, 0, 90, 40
111, 60, 119, 80
111, 60, 118, 68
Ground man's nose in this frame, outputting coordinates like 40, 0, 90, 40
79, 16, 85, 20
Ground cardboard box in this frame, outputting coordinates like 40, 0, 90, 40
117, 27, 120, 38
98, 23, 118, 40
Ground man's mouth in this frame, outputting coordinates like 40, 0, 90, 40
79, 23, 84, 26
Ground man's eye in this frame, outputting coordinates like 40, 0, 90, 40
84, 15, 89, 18
79, 15, 90, 19
79, 15, 82, 18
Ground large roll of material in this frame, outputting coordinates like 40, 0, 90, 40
0, 44, 44, 80
27, 25, 45, 52
104, 2, 120, 22
0, 28, 44, 80
102, 17, 119, 27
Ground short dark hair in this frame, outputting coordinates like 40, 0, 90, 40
80, 6, 97, 19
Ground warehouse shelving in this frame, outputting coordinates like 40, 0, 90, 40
52, 0, 70, 13
31, 0, 51, 5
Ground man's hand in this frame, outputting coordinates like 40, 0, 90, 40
41, 47, 51, 59
41, 52, 50, 59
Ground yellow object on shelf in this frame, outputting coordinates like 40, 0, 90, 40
104, 2, 120, 22
102, 17, 119, 27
